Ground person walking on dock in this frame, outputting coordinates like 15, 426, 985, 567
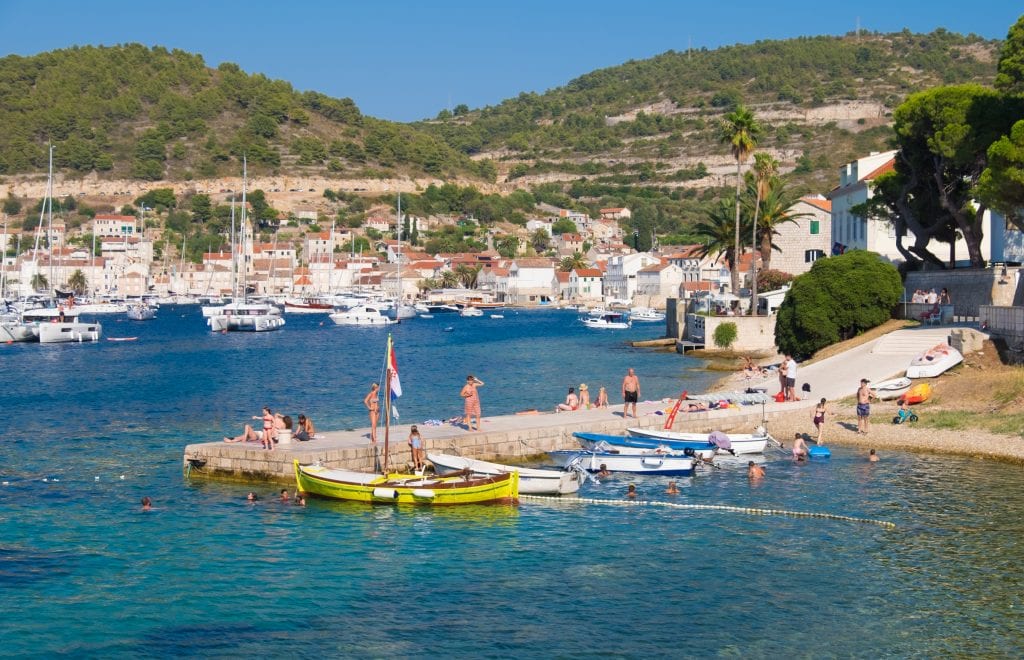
622, 368, 640, 418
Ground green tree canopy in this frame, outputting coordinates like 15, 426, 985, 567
551, 218, 578, 235
995, 15, 1024, 94
775, 250, 902, 359
978, 119, 1024, 228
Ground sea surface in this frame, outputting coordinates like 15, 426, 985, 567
2, 306, 1023, 657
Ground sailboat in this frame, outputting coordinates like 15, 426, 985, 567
385, 195, 416, 321
294, 335, 519, 505
2, 146, 102, 343
207, 157, 285, 333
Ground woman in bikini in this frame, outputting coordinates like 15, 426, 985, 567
408, 424, 425, 471
812, 398, 827, 444
595, 386, 609, 409
364, 383, 380, 444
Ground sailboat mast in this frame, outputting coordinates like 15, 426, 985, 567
230, 198, 236, 298
396, 194, 402, 313
383, 336, 392, 474
46, 145, 55, 293
240, 155, 247, 302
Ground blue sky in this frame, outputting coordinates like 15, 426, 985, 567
0, 1, 1017, 122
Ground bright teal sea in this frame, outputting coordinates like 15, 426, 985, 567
2, 307, 1022, 656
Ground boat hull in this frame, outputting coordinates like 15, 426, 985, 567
872, 377, 912, 400
294, 461, 518, 505
906, 344, 963, 378
899, 382, 933, 405
126, 307, 156, 321
427, 453, 582, 495
37, 321, 102, 343
548, 450, 695, 476
0, 321, 36, 342
574, 432, 718, 460
625, 428, 770, 455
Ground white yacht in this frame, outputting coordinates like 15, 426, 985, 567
22, 307, 102, 343
629, 307, 666, 322
329, 304, 397, 326
207, 301, 285, 332
459, 306, 484, 317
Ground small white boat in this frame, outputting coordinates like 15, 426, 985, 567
624, 429, 770, 455
427, 453, 582, 495
629, 307, 666, 322
490, 314, 504, 319
906, 343, 963, 378
460, 306, 484, 317
871, 376, 912, 400
581, 312, 630, 329
208, 301, 285, 332
329, 305, 397, 326
126, 304, 156, 321
548, 449, 696, 476
419, 313, 434, 319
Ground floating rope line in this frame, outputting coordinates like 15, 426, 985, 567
521, 495, 896, 529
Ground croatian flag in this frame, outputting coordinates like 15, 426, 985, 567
388, 335, 402, 418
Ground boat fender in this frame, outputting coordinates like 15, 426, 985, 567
411, 489, 436, 499
372, 487, 398, 499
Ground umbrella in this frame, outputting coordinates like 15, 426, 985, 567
708, 430, 731, 450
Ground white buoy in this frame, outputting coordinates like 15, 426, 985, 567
119, 475, 125, 480
95, 476, 100, 481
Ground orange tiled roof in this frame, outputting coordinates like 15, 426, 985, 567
801, 196, 833, 213
863, 158, 895, 181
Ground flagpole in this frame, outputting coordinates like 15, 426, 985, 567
383, 334, 392, 474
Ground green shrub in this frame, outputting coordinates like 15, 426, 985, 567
775, 250, 902, 359
713, 322, 738, 349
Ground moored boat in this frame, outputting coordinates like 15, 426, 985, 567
427, 453, 581, 495
629, 307, 666, 322
330, 304, 397, 326
624, 428, 770, 455
126, 303, 157, 321
294, 461, 518, 505
460, 306, 484, 317
548, 448, 697, 476
208, 301, 285, 332
581, 312, 630, 329
283, 296, 334, 313
574, 432, 718, 460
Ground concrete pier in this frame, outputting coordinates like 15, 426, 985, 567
183, 399, 789, 484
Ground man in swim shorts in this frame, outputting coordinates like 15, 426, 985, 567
857, 378, 873, 434
622, 368, 640, 418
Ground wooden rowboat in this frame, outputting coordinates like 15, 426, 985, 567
294, 461, 518, 505
427, 453, 581, 495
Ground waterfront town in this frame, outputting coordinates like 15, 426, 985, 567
4, 148, 1022, 315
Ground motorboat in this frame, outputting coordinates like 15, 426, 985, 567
581, 312, 630, 329
207, 301, 285, 332
871, 377, 912, 401
623, 429, 771, 455
126, 304, 157, 321
460, 306, 484, 317
20, 306, 102, 343
385, 302, 417, 321
329, 304, 397, 326
574, 432, 718, 460
283, 296, 334, 313
629, 307, 666, 322
548, 448, 696, 476
424, 303, 460, 314
295, 461, 518, 505
427, 453, 582, 495
906, 343, 963, 378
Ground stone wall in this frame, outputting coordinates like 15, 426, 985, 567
683, 313, 777, 352
903, 268, 1019, 318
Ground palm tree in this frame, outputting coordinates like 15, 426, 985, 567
559, 251, 587, 272
750, 177, 812, 272
67, 269, 88, 295
439, 270, 460, 288
719, 105, 762, 295
749, 153, 778, 314
454, 264, 481, 289
30, 273, 49, 293
694, 200, 751, 273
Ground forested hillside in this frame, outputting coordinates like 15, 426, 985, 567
422, 29, 999, 192
0, 44, 491, 181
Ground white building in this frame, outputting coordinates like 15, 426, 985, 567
568, 268, 603, 301
507, 257, 556, 305
93, 214, 138, 238
635, 262, 683, 300
603, 252, 661, 302
771, 195, 833, 275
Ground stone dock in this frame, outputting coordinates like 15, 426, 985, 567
182, 399, 789, 484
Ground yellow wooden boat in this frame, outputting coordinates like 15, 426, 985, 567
294, 460, 519, 505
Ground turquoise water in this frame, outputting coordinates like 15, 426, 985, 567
2, 308, 1023, 656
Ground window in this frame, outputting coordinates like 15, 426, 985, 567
805, 249, 825, 263
810, 220, 820, 235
